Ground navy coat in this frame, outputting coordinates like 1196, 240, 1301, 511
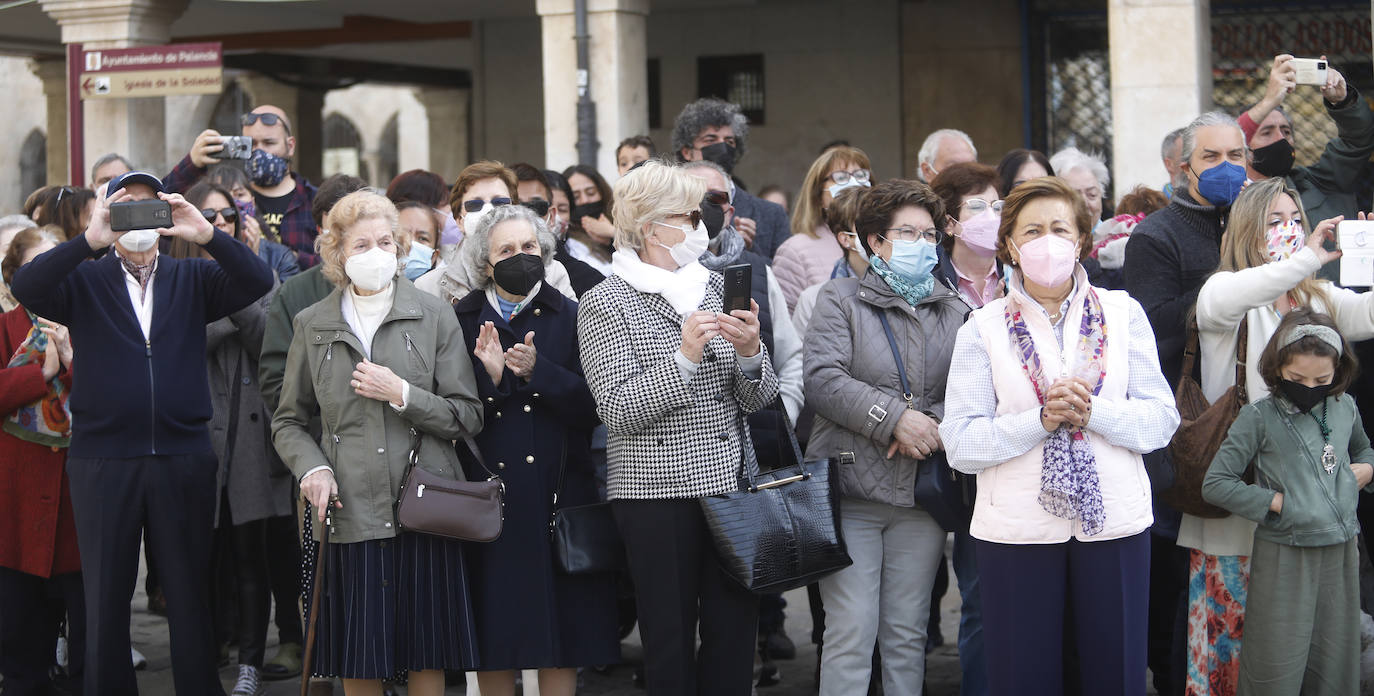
453, 282, 619, 670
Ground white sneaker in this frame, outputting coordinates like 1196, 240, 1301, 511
233, 664, 264, 696
131, 646, 148, 670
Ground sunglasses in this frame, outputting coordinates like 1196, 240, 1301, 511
703, 190, 730, 206
201, 207, 238, 223
520, 199, 551, 216
241, 112, 291, 134
656, 210, 702, 230
462, 197, 512, 213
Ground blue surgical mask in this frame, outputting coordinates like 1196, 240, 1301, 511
886, 238, 938, 282
402, 241, 434, 281
1193, 161, 1246, 207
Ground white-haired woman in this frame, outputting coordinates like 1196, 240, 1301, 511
576, 160, 780, 695
453, 205, 618, 696
272, 190, 484, 695
1050, 147, 1110, 227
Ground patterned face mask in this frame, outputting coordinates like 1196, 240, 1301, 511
1266, 219, 1305, 262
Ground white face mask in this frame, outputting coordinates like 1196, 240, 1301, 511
344, 246, 398, 292
118, 229, 160, 253
652, 219, 710, 268
462, 204, 494, 234
842, 230, 869, 263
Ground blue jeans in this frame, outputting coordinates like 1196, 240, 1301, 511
953, 530, 988, 696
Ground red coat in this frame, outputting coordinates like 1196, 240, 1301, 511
0, 305, 79, 577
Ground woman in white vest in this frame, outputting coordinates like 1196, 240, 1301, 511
940, 177, 1179, 695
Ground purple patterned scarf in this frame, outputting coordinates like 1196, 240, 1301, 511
1004, 287, 1109, 535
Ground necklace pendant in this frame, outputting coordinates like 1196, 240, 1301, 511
1322, 444, 1338, 474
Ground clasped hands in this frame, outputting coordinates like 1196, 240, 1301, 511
1041, 377, 1094, 433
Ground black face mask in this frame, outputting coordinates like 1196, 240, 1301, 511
700, 200, 726, 239
1251, 138, 1296, 178
699, 142, 738, 173
1279, 379, 1332, 414
570, 201, 605, 228
490, 253, 545, 297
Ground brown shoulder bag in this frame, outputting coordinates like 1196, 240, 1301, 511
395, 429, 505, 542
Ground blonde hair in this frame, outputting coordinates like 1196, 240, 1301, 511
319, 190, 401, 289
1220, 177, 1327, 308
610, 159, 706, 252
792, 146, 871, 239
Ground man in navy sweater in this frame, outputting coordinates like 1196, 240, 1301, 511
11, 171, 273, 696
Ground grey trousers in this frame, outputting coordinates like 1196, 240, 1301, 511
818, 497, 947, 696
1238, 537, 1360, 696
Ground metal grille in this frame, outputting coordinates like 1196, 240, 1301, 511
1044, 14, 1113, 203
1211, 3, 1373, 167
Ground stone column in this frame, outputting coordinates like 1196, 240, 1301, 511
536, 0, 649, 175
40, 0, 190, 179
30, 57, 69, 186
236, 74, 324, 184
1108, 0, 1212, 198
415, 88, 470, 181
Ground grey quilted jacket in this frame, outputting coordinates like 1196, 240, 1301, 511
803, 271, 968, 507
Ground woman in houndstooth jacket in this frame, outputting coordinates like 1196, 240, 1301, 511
576, 160, 780, 696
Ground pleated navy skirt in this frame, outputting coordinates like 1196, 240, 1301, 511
301, 509, 478, 680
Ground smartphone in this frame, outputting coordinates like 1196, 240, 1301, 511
721, 263, 752, 314
1337, 220, 1374, 287
109, 199, 171, 232
1291, 57, 1329, 86
220, 135, 252, 160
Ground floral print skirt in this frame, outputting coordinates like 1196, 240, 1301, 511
1185, 549, 1250, 696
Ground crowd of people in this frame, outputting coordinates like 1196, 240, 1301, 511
3, 51, 1374, 696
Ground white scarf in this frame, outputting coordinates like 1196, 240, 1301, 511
611, 249, 710, 315
341, 282, 395, 359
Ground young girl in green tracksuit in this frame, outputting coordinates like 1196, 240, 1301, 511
1203, 308, 1374, 695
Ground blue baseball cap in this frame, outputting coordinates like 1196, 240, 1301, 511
105, 171, 164, 198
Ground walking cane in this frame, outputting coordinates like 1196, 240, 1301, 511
300, 497, 335, 696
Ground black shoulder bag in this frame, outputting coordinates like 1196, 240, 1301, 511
549, 436, 625, 574
875, 309, 974, 532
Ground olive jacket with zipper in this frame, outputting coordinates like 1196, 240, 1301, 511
272, 278, 483, 544
803, 270, 969, 507
1203, 394, 1374, 548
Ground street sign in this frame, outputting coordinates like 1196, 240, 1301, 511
78, 43, 223, 100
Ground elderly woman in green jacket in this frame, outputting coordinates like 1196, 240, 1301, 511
272, 190, 483, 696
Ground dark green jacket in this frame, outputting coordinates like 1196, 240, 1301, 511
259, 264, 334, 413
1203, 394, 1374, 548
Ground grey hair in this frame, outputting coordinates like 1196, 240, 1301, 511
1160, 128, 1184, 161
0, 214, 37, 236
461, 204, 557, 291
670, 98, 749, 161
917, 129, 977, 172
680, 159, 733, 202
90, 152, 133, 181
1181, 111, 1244, 162
1050, 146, 1110, 188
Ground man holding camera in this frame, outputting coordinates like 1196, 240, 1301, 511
1240, 54, 1374, 279
10, 171, 274, 696
164, 105, 321, 268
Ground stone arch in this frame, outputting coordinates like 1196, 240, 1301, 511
323, 112, 366, 182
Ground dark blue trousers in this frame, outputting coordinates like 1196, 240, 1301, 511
976, 530, 1150, 696
66, 454, 223, 696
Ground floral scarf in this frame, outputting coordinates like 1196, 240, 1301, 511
868, 256, 934, 307
3, 311, 71, 448
1005, 287, 1108, 535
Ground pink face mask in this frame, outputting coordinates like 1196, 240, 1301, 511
1013, 234, 1078, 288
1266, 219, 1304, 262
956, 210, 1000, 258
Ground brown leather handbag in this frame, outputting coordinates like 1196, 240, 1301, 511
1160, 317, 1249, 518
395, 429, 505, 542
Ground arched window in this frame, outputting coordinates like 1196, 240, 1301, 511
20, 129, 46, 201
323, 113, 366, 182
379, 113, 399, 187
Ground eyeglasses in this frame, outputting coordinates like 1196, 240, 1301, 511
828, 169, 871, 186
462, 197, 512, 213
962, 198, 1003, 216
656, 210, 703, 230
703, 190, 730, 206
882, 226, 942, 244
241, 112, 291, 134
520, 199, 551, 217
201, 207, 238, 223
